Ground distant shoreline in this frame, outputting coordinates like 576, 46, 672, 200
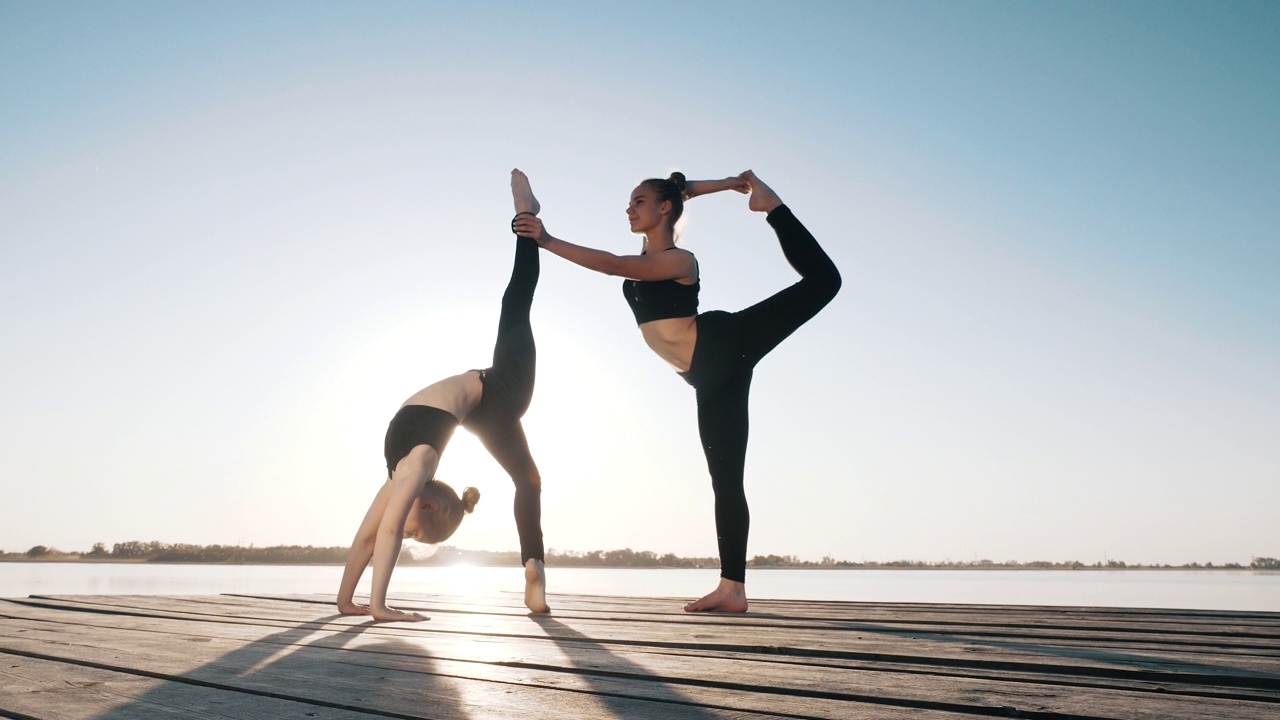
4, 552, 1275, 571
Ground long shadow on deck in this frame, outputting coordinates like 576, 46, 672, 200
743, 609, 1280, 689
85, 613, 473, 720
917, 625, 1280, 686
532, 615, 725, 720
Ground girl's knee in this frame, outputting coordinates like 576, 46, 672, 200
819, 266, 842, 302
515, 470, 541, 489
709, 473, 746, 500
804, 264, 841, 306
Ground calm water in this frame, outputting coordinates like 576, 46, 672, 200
3, 563, 1278, 612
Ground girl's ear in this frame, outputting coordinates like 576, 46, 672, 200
422, 498, 441, 513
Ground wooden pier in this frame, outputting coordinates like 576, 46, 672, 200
2, 592, 1278, 719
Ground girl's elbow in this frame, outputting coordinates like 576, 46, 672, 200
352, 532, 375, 552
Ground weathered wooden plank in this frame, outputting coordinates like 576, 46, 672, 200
0, 621, 957, 719
4, 599, 1278, 720
412, 589, 1280, 629
237, 591, 1280, 633
212, 593, 1280, 653
0, 650, 768, 720
0, 652, 382, 720
13, 593, 1280, 675
15, 593, 1280, 685
28, 592, 1280, 655
83, 587, 1280, 653
16, 593, 1273, 697
5, 599, 1269, 717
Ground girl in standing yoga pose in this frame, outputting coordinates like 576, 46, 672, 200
337, 172, 550, 621
513, 169, 840, 612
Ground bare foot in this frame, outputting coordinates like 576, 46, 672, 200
524, 558, 550, 613
371, 606, 429, 623
511, 168, 541, 216
337, 600, 371, 616
739, 170, 782, 214
683, 577, 748, 612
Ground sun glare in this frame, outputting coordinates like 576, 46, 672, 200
254, 299, 701, 552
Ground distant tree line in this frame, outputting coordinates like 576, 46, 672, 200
4, 543, 1278, 570
12, 542, 350, 564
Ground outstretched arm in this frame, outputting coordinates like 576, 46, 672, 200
511, 215, 695, 282
684, 176, 750, 199
336, 482, 392, 615
367, 462, 435, 622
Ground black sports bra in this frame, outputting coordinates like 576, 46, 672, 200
622, 276, 699, 324
383, 405, 460, 478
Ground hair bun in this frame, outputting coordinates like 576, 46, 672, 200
667, 171, 687, 194
461, 486, 481, 513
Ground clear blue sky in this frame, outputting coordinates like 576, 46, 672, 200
2, 1, 1277, 565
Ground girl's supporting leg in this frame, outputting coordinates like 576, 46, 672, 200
469, 416, 547, 613
695, 369, 753, 585
681, 312, 753, 612
472, 420, 544, 566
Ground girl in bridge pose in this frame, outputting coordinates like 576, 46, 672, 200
337, 171, 551, 621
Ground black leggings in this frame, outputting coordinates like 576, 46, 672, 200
461, 235, 544, 564
680, 206, 841, 583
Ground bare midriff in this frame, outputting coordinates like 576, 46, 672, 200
638, 315, 698, 373
400, 370, 485, 421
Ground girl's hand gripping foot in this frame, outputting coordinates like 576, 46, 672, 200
738, 169, 783, 214
512, 214, 549, 246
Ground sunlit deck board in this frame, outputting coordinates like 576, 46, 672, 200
1, 592, 1277, 719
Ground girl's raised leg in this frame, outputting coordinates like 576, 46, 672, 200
736, 170, 842, 366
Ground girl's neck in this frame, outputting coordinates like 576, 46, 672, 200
642, 228, 676, 253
